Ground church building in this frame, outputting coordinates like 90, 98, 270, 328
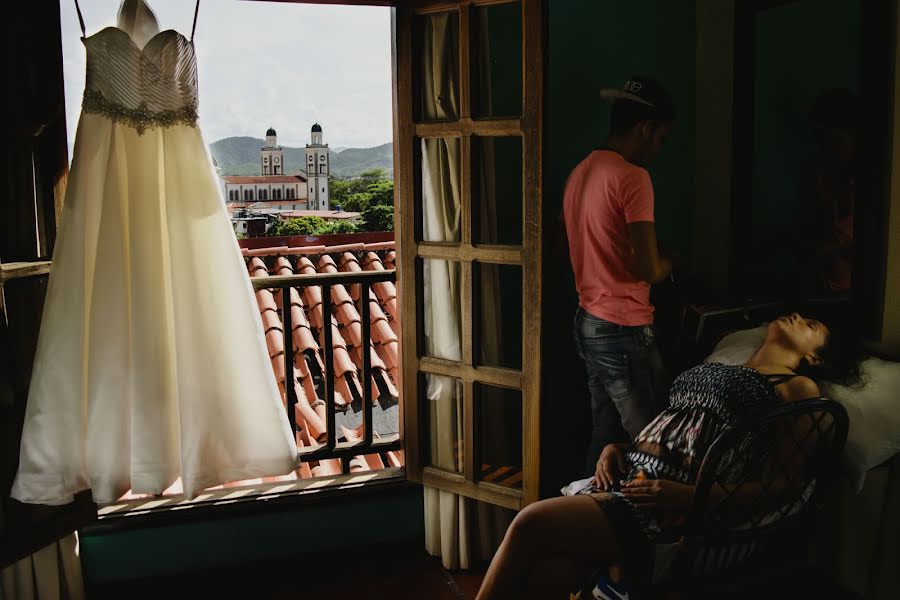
222, 124, 330, 210
305, 123, 330, 210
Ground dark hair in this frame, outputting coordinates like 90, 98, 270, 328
609, 76, 675, 136
796, 314, 865, 388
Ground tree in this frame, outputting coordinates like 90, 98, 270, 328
330, 179, 352, 207
358, 168, 389, 187
365, 180, 394, 206
267, 216, 328, 237
360, 204, 394, 232
342, 192, 372, 213
318, 220, 359, 235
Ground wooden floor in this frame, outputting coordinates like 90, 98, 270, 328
84, 547, 863, 600
86, 550, 486, 600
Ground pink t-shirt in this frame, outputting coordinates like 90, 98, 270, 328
563, 150, 655, 326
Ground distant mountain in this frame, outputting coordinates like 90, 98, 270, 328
209, 137, 393, 179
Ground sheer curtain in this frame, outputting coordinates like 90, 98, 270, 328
419, 11, 514, 570
419, 12, 471, 570
0, 533, 84, 600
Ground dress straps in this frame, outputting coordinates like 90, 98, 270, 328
191, 0, 200, 41
765, 373, 799, 386
74, 0, 86, 37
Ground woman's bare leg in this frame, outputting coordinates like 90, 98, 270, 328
475, 495, 621, 600
521, 557, 584, 600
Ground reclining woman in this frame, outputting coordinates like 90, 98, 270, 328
476, 313, 860, 600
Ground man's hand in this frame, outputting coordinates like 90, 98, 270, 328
626, 222, 672, 283
593, 444, 627, 491
620, 478, 694, 512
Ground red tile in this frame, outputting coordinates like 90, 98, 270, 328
311, 459, 342, 477
243, 242, 402, 482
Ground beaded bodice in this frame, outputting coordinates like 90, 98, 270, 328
79, 0, 199, 135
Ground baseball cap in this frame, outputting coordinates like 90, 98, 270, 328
600, 76, 675, 122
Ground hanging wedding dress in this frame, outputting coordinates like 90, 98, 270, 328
11, 0, 297, 505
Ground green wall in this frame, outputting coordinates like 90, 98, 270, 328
546, 0, 697, 255
80, 485, 424, 585
540, 0, 697, 497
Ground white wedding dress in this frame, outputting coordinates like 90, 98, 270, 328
11, 0, 297, 505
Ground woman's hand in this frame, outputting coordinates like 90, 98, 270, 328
594, 444, 627, 491
620, 479, 694, 512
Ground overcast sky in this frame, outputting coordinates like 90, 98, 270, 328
60, 0, 393, 153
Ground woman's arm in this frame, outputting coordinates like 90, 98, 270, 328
706, 376, 824, 515
624, 377, 825, 516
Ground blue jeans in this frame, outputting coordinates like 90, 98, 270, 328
573, 307, 669, 477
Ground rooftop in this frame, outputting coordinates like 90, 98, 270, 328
118, 235, 400, 500
223, 175, 307, 184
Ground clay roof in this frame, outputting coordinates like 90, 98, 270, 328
223, 175, 306, 184
246, 241, 401, 479
117, 239, 400, 500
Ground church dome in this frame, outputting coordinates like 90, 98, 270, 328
311, 123, 322, 133
266, 127, 277, 137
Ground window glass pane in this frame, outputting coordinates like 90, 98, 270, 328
473, 136, 522, 245
471, 2, 522, 118
475, 263, 522, 369
423, 374, 464, 474
748, 0, 859, 297
414, 11, 460, 122
476, 384, 522, 489
418, 137, 462, 243
421, 259, 462, 361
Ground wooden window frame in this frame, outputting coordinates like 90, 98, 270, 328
2, 0, 545, 565
394, 0, 543, 509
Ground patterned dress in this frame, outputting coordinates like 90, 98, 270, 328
590, 362, 794, 577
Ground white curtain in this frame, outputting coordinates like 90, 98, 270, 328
419, 10, 516, 569
419, 11, 472, 570
0, 533, 84, 600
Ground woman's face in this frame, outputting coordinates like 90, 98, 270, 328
768, 313, 830, 363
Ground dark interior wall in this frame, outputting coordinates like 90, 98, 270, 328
540, 0, 696, 497
749, 0, 860, 278
545, 0, 697, 255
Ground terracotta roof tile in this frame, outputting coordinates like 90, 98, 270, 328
186, 237, 403, 491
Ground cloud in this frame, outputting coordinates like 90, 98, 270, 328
61, 0, 392, 154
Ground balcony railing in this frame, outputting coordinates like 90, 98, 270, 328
250, 269, 402, 473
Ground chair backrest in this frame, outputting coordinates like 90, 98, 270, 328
679, 397, 849, 578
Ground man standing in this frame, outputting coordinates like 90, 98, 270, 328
562, 77, 675, 476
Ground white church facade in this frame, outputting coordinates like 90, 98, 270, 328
223, 124, 330, 210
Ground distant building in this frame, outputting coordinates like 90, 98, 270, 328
223, 127, 308, 205
231, 212, 269, 237
223, 175, 307, 207
260, 127, 283, 175
305, 123, 330, 210
224, 125, 340, 234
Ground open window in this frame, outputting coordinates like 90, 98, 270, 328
395, 0, 543, 509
